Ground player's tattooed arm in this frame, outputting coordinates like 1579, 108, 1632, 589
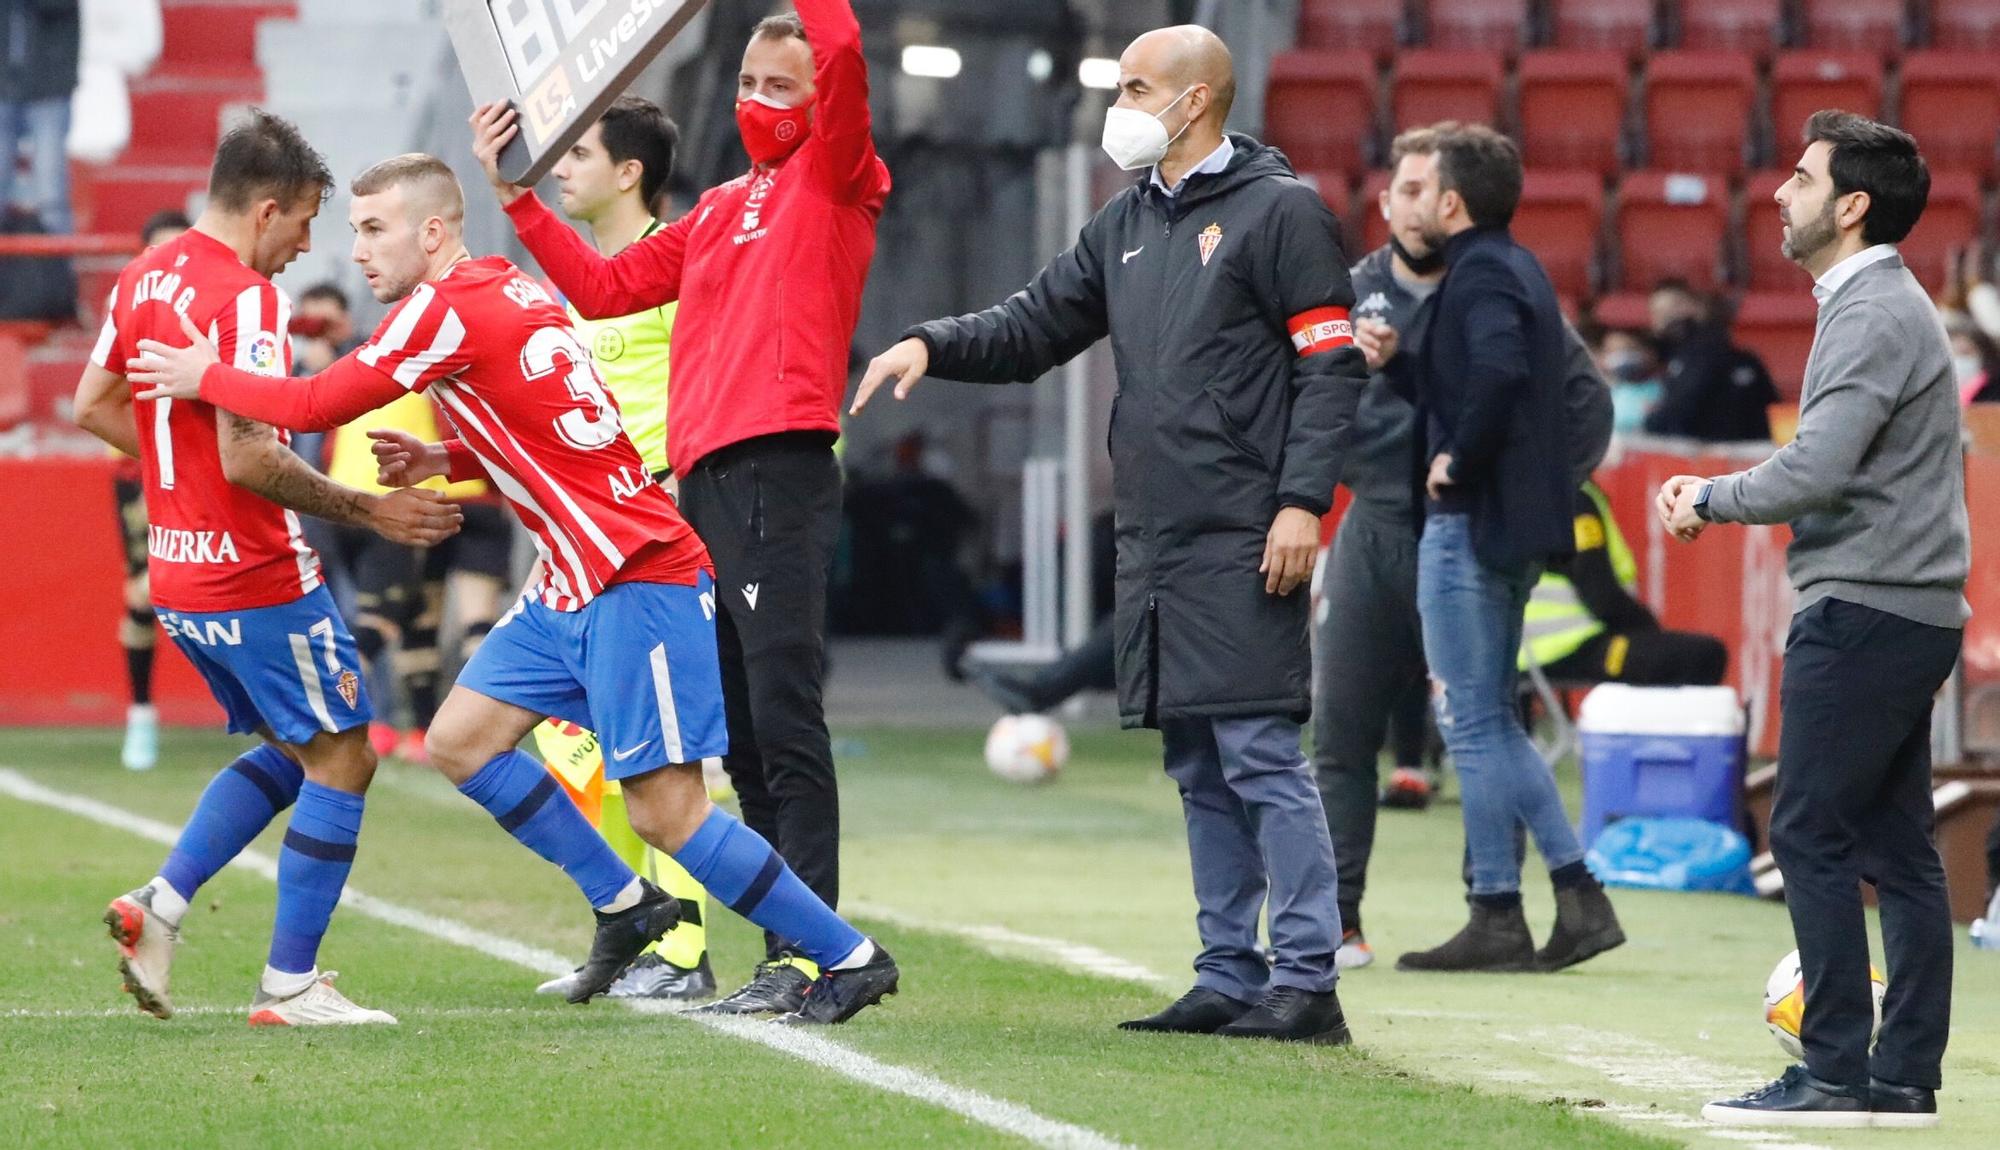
216, 410, 463, 546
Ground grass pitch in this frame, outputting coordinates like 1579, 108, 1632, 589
1, 723, 1993, 1149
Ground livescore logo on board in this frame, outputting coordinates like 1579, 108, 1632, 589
496, 0, 681, 146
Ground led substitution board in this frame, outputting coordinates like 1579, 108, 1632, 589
445, 0, 710, 186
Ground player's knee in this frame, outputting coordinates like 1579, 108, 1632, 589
622, 769, 710, 852
300, 727, 378, 793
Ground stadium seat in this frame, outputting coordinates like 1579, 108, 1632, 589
1899, 53, 2000, 178
1517, 51, 1630, 174
1741, 170, 1814, 292
1900, 171, 1984, 293
1548, 0, 1655, 55
1510, 171, 1605, 300
1677, 0, 1782, 56
1733, 294, 1822, 399
1424, 0, 1531, 53
1391, 50, 1507, 133
1297, 0, 1404, 59
1613, 171, 1731, 292
1799, 0, 1907, 53
1264, 51, 1379, 172
1642, 52, 1757, 174
1769, 52, 1884, 153
1299, 171, 1355, 243
1931, 0, 2000, 51
1358, 170, 1391, 254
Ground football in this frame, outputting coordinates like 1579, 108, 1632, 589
983, 713, 1068, 784
1764, 949, 1887, 1060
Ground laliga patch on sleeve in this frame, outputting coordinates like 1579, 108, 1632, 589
1288, 307, 1354, 356
246, 332, 283, 375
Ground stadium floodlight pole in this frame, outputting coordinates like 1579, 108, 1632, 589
444, 0, 710, 187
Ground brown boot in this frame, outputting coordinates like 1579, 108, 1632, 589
1395, 902, 1537, 972
1536, 878, 1626, 971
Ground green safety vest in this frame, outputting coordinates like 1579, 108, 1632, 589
567, 218, 675, 476
1519, 483, 1637, 670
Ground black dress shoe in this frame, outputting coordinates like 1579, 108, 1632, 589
1118, 987, 1253, 1034
1701, 1066, 1871, 1128
1869, 1077, 1939, 1129
1214, 986, 1352, 1045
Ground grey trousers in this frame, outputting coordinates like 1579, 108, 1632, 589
1162, 714, 1343, 1000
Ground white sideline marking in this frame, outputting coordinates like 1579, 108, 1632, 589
0, 769, 1131, 1150
3, 1005, 539, 1020
847, 901, 1174, 989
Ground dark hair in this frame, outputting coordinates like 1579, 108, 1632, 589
1803, 109, 1930, 245
139, 209, 190, 244
1434, 123, 1522, 228
597, 96, 679, 209
299, 282, 349, 312
208, 108, 332, 213
751, 13, 806, 43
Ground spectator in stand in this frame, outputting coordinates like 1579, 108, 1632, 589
0, 0, 81, 234
1593, 326, 1666, 433
1642, 279, 1779, 442
109, 206, 190, 771
1945, 312, 2000, 405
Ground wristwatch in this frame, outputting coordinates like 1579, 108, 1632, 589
1693, 481, 1714, 522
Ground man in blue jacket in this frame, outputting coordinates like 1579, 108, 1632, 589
1392, 124, 1624, 974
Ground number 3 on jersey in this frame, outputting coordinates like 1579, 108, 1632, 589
522, 326, 623, 451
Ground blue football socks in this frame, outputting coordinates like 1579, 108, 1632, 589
458, 750, 637, 909
674, 807, 864, 968
268, 781, 364, 975
156, 743, 304, 914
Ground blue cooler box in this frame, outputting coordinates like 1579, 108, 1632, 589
1578, 684, 1745, 845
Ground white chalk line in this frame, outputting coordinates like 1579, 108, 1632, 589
0, 768, 1131, 1150
845, 901, 1176, 989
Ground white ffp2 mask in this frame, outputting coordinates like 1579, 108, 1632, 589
1100, 86, 1196, 171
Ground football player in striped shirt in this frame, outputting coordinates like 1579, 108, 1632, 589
73, 111, 463, 1026
129, 153, 899, 1024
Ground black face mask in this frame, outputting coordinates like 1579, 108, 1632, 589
1390, 232, 1446, 276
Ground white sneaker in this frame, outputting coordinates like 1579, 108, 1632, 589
121, 704, 159, 771
1335, 929, 1375, 971
535, 967, 583, 996
248, 972, 397, 1026
104, 887, 178, 1018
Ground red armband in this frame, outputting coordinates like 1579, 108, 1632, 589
1288, 307, 1354, 356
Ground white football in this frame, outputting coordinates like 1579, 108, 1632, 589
1763, 948, 1886, 1060
983, 714, 1068, 784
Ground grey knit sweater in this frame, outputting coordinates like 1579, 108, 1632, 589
1706, 251, 1970, 628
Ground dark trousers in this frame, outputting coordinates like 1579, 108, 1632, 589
1772, 597, 1961, 1090
1310, 511, 1428, 927
1542, 628, 1729, 686
1012, 619, 1117, 712
678, 433, 843, 959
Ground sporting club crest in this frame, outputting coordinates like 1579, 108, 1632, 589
336, 670, 361, 710
1197, 223, 1223, 267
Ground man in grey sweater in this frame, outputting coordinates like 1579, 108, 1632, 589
1660, 111, 1969, 1130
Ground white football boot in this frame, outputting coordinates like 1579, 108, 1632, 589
247, 971, 397, 1026
104, 886, 178, 1019
535, 967, 584, 997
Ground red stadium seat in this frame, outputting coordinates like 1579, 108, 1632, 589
1741, 170, 1814, 292
1298, 171, 1356, 244
1643, 53, 1757, 174
1391, 50, 1507, 133
1510, 171, 1605, 300
1799, 0, 1907, 53
1425, 0, 1531, 53
1769, 52, 1884, 154
1899, 54, 2000, 178
1931, 0, 2000, 51
1678, 0, 1782, 56
1297, 0, 1404, 58
1359, 170, 1391, 254
1549, 0, 1655, 55
1518, 51, 1630, 174
1613, 171, 1731, 292
1264, 51, 1379, 172
1734, 294, 1821, 400
1900, 172, 1984, 294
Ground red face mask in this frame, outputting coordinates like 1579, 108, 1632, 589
736, 92, 814, 166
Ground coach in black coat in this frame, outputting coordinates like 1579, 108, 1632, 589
855, 26, 1366, 1043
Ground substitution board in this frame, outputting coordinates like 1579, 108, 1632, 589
445, 0, 710, 186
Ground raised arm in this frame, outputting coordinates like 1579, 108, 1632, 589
797, 0, 882, 203
505, 191, 691, 319
911, 216, 1111, 383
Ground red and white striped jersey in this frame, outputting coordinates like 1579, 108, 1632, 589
91, 229, 320, 613
354, 256, 707, 610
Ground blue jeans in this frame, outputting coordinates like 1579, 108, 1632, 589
1417, 513, 1585, 895
1162, 714, 1341, 1000
0, 98, 73, 234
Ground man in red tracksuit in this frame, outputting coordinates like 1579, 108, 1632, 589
472, 0, 886, 1016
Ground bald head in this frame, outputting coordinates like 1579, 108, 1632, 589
1119, 25, 1236, 126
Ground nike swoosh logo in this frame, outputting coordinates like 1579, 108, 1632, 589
1122, 246, 1144, 264
611, 740, 653, 762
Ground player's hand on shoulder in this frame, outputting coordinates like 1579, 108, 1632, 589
129, 312, 220, 401
470, 102, 529, 206
369, 486, 463, 547
850, 338, 930, 415
369, 429, 449, 487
